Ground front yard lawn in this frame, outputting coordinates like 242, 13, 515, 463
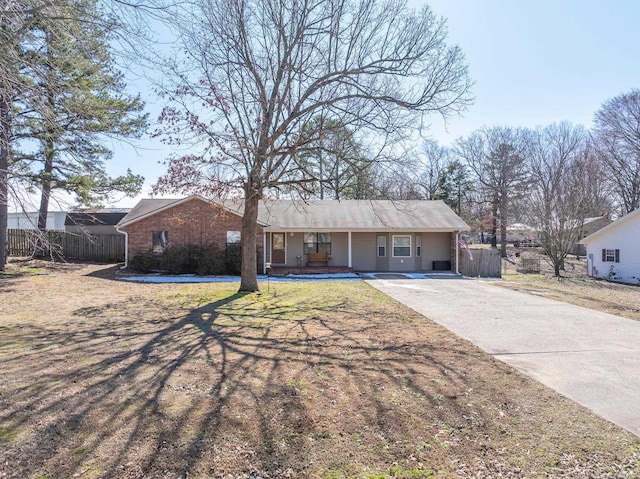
1, 261, 638, 478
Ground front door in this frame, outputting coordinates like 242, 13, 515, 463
272, 233, 286, 264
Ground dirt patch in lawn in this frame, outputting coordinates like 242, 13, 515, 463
1, 260, 639, 478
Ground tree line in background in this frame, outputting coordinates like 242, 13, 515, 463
279, 93, 640, 278
1, 0, 639, 289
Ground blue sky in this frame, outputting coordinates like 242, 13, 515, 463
102, 0, 640, 208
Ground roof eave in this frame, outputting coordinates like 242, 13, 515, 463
118, 195, 269, 228
580, 208, 640, 245
264, 227, 468, 232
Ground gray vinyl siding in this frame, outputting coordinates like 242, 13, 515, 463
352, 232, 378, 271
422, 232, 451, 270
329, 233, 348, 266
267, 230, 453, 271
389, 232, 416, 272
286, 233, 305, 265
279, 232, 348, 266
375, 233, 389, 271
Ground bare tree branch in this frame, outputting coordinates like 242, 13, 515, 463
153, 0, 473, 291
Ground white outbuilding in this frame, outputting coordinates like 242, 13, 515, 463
580, 208, 640, 285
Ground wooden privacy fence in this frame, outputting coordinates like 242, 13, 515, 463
459, 248, 501, 278
8, 229, 125, 263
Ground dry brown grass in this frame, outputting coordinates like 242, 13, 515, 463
498, 248, 640, 322
0, 259, 639, 478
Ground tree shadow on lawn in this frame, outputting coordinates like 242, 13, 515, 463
1, 285, 635, 478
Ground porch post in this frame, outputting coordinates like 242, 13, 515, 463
455, 232, 459, 274
263, 231, 267, 274
348, 231, 352, 268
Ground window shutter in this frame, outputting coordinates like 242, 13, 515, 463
615, 249, 620, 263
602, 249, 606, 262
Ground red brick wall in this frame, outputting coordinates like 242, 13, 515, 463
125, 198, 263, 258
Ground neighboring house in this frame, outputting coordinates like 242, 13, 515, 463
580, 209, 640, 284
506, 223, 537, 243
116, 195, 470, 273
571, 216, 613, 256
7, 211, 67, 231
65, 208, 130, 235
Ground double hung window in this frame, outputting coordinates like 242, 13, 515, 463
602, 248, 619, 263
392, 235, 411, 257
304, 232, 331, 254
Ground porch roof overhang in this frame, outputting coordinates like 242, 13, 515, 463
261, 199, 469, 231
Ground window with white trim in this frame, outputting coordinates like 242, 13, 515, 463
392, 235, 411, 257
416, 235, 422, 257
377, 235, 386, 257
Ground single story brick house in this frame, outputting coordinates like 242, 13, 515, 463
116, 195, 470, 273
580, 208, 640, 285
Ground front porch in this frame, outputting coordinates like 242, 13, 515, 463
263, 230, 459, 274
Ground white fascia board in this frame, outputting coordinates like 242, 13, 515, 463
580, 208, 640, 245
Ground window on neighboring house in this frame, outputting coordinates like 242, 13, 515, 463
416, 235, 422, 257
392, 235, 411, 257
377, 235, 386, 257
304, 232, 331, 254
602, 248, 619, 263
152, 231, 168, 254
226, 230, 241, 244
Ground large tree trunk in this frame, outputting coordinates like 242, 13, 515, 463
239, 192, 260, 292
490, 201, 498, 248
0, 89, 9, 271
37, 137, 55, 231
499, 200, 508, 258
38, 79, 56, 232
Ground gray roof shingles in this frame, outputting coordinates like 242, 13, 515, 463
118, 196, 469, 231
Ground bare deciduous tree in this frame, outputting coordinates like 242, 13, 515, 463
593, 88, 640, 215
414, 139, 452, 200
525, 122, 590, 276
153, 0, 473, 292
456, 126, 529, 257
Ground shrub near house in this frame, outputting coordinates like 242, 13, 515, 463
128, 243, 243, 275
121, 197, 262, 275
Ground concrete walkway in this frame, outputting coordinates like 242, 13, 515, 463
366, 276, 640, 437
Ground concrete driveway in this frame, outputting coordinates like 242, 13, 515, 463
366, 276, 640, 438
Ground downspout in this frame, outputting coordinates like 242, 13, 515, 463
115, 225, 128, 269
348, 231, 352, 268
455, 231, 459, 275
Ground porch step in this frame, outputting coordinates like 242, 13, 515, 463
269, 266, 353, 275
